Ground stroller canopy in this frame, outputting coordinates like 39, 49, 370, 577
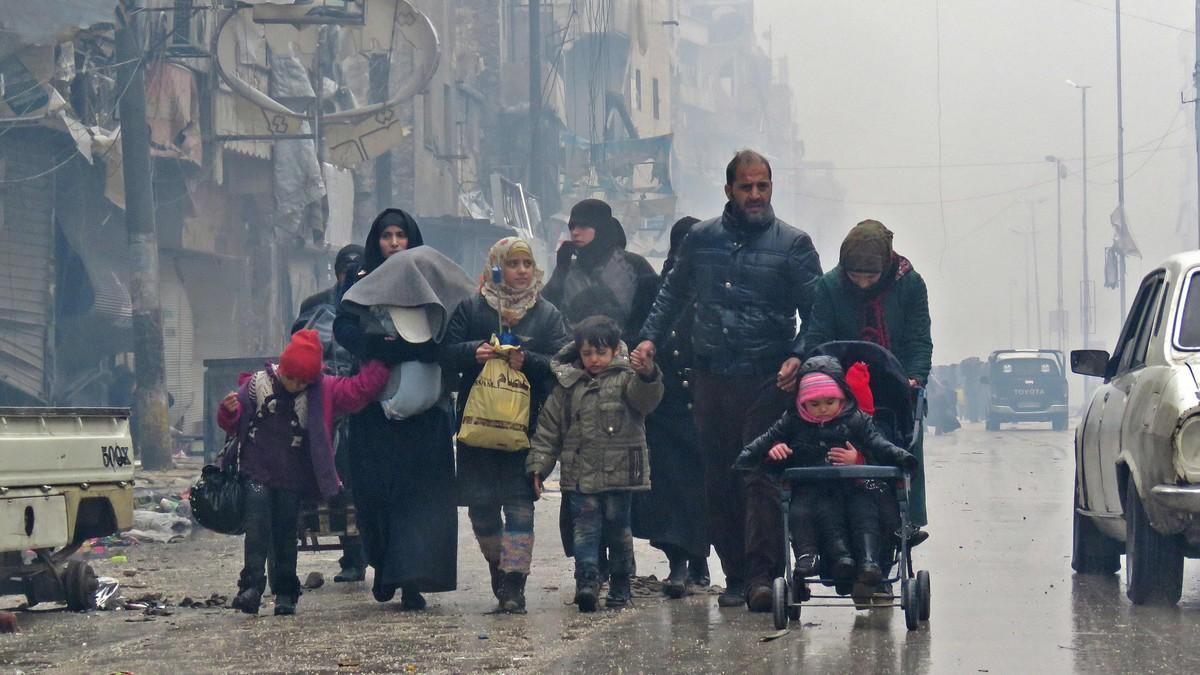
809, 341, 918, 449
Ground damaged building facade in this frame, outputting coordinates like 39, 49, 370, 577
0, 0, 840, 446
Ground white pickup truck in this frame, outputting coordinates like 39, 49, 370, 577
0, 407, 135, 610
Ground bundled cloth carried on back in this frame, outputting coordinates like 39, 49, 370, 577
342, 247, 475, 420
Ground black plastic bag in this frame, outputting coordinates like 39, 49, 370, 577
190, 434, 246, 535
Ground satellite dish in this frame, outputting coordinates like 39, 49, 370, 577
212, 0, 439, 126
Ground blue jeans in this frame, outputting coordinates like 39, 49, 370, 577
568, 491, 633, 581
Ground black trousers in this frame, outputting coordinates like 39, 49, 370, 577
692, 371, 791, 588
239, 480, 302, 597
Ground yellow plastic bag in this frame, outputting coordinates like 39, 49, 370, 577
457, 339, 532, 451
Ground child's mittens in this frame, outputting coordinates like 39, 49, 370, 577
845, 362, 874, 415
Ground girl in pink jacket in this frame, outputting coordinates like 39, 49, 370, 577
217, 329, 389, 616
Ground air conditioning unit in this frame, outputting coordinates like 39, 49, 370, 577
166, 0, 210, 59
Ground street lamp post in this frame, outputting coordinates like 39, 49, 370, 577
1045, 155, 1067, 355
1068, 81, 1092, 351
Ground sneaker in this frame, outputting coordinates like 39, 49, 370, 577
334, 566, 365, 583
746, 584, 773, 613
273, 594, 297, 616
717, 579, 745, 608
605, 576, 632, 609
230, 588, 261, 615
794, 553, 819, 579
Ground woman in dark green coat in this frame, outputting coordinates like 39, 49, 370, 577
799, 219, 932, 529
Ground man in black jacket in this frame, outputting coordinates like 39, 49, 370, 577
291, 243, 367, 582
636, 150, 823, 612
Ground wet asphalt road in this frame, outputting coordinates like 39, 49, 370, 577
546, 423, 1200, 674
5, 424, 1200, 673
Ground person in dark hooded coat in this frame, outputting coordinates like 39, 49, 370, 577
631, 217, 711, 597
333, 208, 458, 610
543, 198, 659, 343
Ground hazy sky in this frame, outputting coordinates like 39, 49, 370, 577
756, 0, 1196, 364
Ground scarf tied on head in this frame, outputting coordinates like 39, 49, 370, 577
481, 237, 544, 326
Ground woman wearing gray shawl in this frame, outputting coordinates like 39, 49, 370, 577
334, 209, 474, 609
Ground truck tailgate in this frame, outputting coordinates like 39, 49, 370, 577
0, 408, 136, 488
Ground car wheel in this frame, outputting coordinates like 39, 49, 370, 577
1071, 480, 1120, 575
64, 560, 98, 611
1124, 473, 1183, 605
985, 417, 1000, 432
1052, 414, 1069, 432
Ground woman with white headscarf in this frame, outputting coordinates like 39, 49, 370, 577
442, 237, 569, 612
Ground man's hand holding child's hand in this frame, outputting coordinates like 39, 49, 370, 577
629, 349, 655, 377
767, 443, 794, 462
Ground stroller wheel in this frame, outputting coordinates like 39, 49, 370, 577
916, 570, 931, 621
772, 577, 788, 630
902, 579, 920, 631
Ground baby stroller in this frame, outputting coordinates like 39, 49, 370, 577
771, 340, 931, 631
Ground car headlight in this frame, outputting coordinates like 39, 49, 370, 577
1174, 414, 1200, 481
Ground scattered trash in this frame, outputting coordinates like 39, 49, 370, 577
338, 660, 361, 669
144, 605, 173, 617
478, 634, 489, 640
122, 570, 138, 577
95, 577, 121, 610
760, 629, 789, 642
0, 612, 17, 634
303, 572, 325, 589
110, 555, 128, 563
126, 510, 192, 543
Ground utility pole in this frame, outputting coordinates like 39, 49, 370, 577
1069, 81, 1092, 352
1115, 0, 1128, 317
1030, 209, 1044, 349
115, 0, 172, 470
1047, 157, 1066, 354
1195, 0, 1200, 247
528, 0, 542, 202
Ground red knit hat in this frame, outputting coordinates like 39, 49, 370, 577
278, 329, 323, 383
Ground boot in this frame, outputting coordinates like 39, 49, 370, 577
851, 532, 882, 610
663, 553, 689, 599
605, 575, 632, 609
400, 585, 427, 611
826, 536, 856, 582
488, 561, 504, 601
500, 572, 527, 613
372, 575, 396, 603
854, 532, 883, 586
717, 578, 745, 608
334, 565, 365, 583
687, 557, 710, 588
230, 587, 262, 615
273, 593, 298, 616
574, 569, 600, 613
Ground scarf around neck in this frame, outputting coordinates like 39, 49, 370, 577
481, 237, 544, 326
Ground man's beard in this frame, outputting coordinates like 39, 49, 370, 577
733, 200, 773, 226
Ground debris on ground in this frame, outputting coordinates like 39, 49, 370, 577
303, 572, 325, 589
126, 510, 192, 543
0, 612, 17, 634
95, 577, 121, 609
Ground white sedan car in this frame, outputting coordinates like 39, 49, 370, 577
1071, 251, 1200, 605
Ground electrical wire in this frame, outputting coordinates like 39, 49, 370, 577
1063, 0, 1193, 34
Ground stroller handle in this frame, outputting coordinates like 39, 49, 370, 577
781, 465, 904, 484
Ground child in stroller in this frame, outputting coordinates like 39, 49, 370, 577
734, 353, 917, 604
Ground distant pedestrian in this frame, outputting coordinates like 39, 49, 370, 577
218, 330, 390, 616
527, 316, 664, 612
